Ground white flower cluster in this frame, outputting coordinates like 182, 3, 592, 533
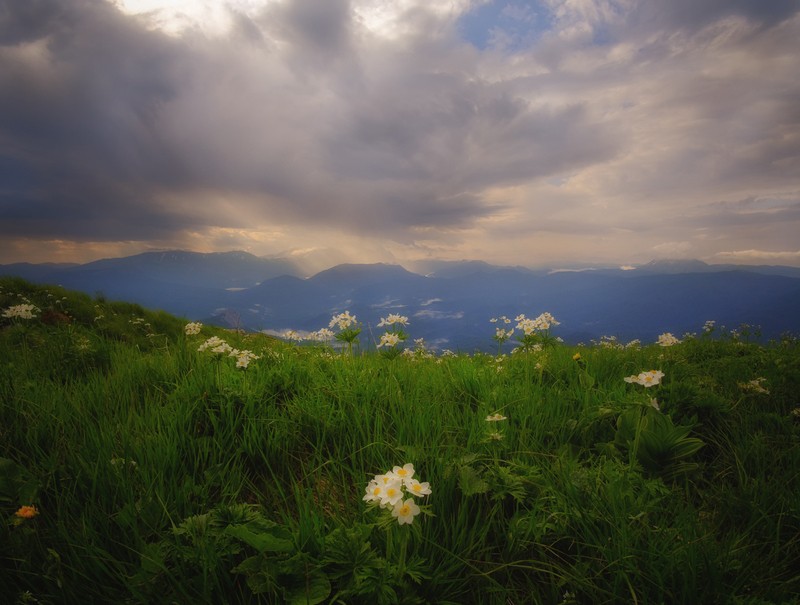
593, 335, 640, 349
306, 328, 335, 342
495, 326, 515, 340
363, 463, 431, 525
197, 336, 260, 369
401, 338, 435, 360
377, 314, 409, 327
329, 311, 357, 330
377, 332, 401, 348
233, 349, 260, 369
184, 322, 203, 335
376, 314, 409, 353
739, 377, 769, 395
490, 317, 515, 344
110, 457, 138, 469
624, 369, 665, 388
2, 304, 39, 320
657, 332, 681, 347
514, 312, 559, 335
488, 354, 507, 372
198, 336, 232, 354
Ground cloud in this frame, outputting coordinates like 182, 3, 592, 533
0, 1, 194, 241
712, 249, 800, 263
0, 0, 799, 267
414, 309, 465, 320
651, 241, 693, 258
631, 0, 800, 32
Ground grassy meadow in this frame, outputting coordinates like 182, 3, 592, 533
1, 276, 799, 604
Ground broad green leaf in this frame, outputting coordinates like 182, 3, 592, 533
286, 572, 331, 605
226, 521, 295, 553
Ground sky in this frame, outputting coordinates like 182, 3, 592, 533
1, 0, 799, 271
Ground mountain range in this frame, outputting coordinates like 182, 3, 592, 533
3, 250, 800, 351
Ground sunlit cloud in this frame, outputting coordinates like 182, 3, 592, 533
713, 250, 800, 263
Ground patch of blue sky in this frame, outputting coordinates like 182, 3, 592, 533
591, 24, 615, 46
456, 0, 554, 51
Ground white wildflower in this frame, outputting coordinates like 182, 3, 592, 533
364, 464, 431, 525
198, 336, 229, 353
377, 332, 401, 348
624, 369, 665, 388
308, 328, 334, 342
184, 322, 203, 335
739, 377, 769, 394
2, 304, 39, 320
378, 314, 409, 327
232, 349, 260, 369
329, 311, 357, 330
392, 498, 421, 525
657, 332, 680, 347
485, 413, 507, 422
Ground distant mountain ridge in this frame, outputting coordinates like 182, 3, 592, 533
2, 252, 800, 350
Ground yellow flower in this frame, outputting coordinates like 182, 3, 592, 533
572, 353, 582, 361
15, 505, 38, 519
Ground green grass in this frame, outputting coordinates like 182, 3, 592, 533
1, 276, 799, 604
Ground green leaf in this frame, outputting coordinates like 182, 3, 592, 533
231, 554, 279, 595
578, 369, 595, 389
225, 520, 295, 553
458, 465, 489, 496
286, 571, 331, 605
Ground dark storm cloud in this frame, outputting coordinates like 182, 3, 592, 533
0, 0, 68, 45
0, 0, 197, 240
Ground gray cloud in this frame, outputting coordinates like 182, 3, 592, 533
632, 0, 800, 32
0, 0, 799, 266
0, 0, 68, 45
0, 0, 195, 240
278, 0, 352, 55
